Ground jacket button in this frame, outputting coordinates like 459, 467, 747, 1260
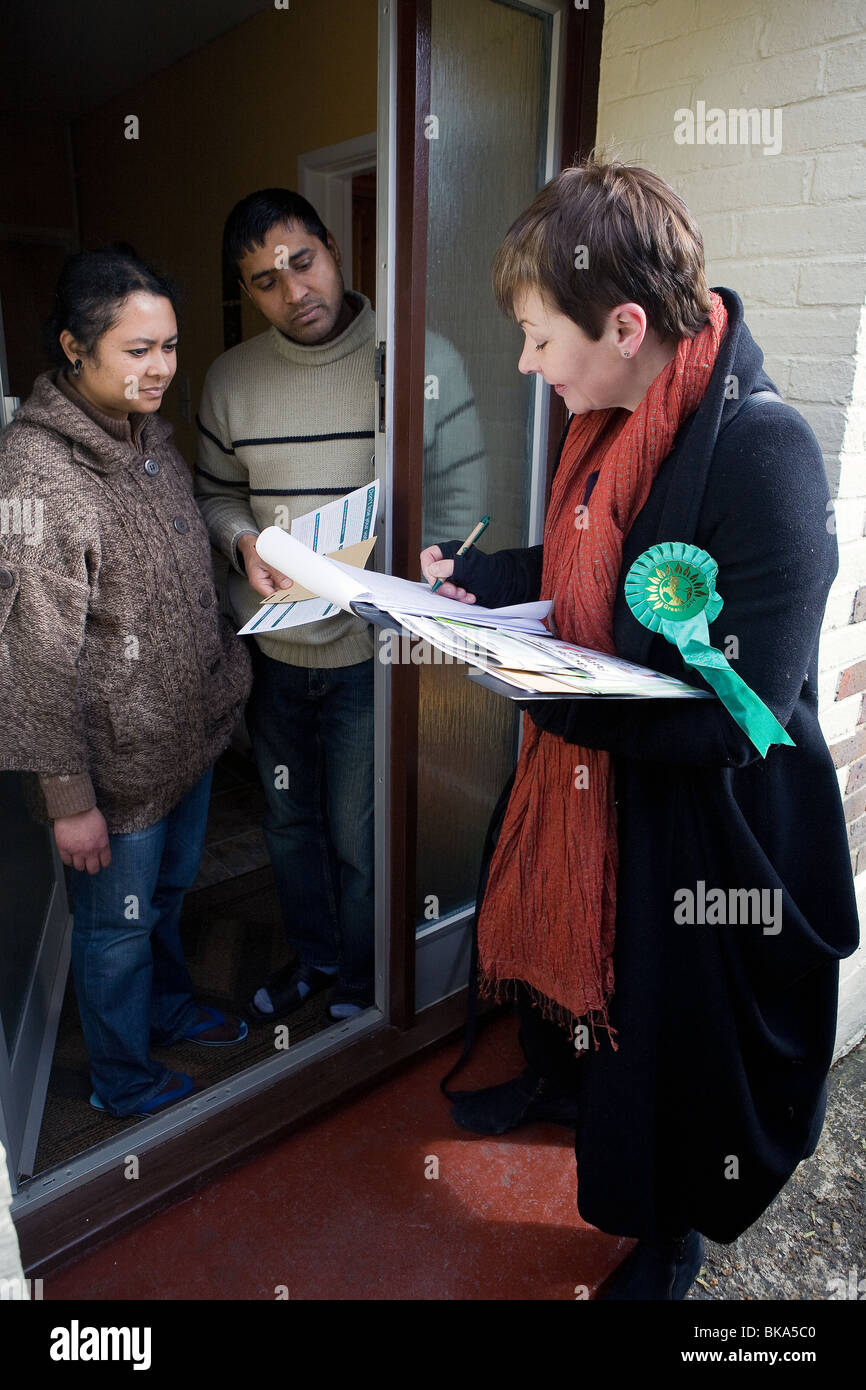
209, 657, 221, 675
199, 588, 213, 608
173, 516, 189, 534
0, 568, 14, 588
144, 458, 159, 475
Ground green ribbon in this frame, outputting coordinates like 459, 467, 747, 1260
624, 541, 794, 758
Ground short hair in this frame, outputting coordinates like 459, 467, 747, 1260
492, 154, 712, 341
222, 189, 329, 282
45, 244, 179, 366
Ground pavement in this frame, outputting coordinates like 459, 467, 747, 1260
690, 1037, 865, 1301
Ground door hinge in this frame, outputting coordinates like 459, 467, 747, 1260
374, 340, 386, 433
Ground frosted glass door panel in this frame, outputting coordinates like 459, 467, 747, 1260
416, 0, 553, 922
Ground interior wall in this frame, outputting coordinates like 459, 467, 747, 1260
0, 115, 78, 398
71, 0, 378, 461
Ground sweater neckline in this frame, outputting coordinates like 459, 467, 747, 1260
268, 291, 375, 367
54, 371, 147, 450
14, 372, 172, 474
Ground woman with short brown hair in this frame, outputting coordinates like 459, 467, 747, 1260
422, 156, 859, 1299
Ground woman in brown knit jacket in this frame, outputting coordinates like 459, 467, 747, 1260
0, 247, 252, 1118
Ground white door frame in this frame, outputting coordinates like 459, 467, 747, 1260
297, 131, 377, 289
0, 293, 19, 428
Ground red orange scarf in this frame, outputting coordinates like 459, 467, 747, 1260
476, 292, 728, 1044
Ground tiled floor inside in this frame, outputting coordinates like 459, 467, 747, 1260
45, 1013, 633, 1301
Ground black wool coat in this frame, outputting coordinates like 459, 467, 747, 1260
441, 287, 859, 1243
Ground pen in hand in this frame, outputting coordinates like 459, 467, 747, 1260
431, 515, 490, 593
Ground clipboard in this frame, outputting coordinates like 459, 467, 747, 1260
466, 668, 713, 701
354, 605, 713, 701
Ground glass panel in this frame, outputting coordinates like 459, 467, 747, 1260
416, 0, 552, 921
0, 773, 55, 1055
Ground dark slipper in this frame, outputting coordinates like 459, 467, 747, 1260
246, 962, 335, 1023
182, 1005, 248, 1046
325, 986, 372, 1022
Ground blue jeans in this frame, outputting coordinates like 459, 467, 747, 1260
246, 649, 375, 1005
69, 769, 213, 1116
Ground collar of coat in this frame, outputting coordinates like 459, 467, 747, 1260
552, 285, 774, 669
653, 284, 767, 544
632, 285, 771, 667
15, 371, 175, 474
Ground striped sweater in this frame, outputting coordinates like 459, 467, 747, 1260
195, 292, 376, 668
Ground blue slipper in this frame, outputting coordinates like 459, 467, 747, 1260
90, 1070, 197, 1117
181, 1005, 248, 1046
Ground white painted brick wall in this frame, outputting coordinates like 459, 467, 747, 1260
825, 586, 858, 631
834, 536, 866, 591
821, 689, 863, 744
596, 0, 866, 1049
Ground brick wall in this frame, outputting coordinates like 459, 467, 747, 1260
594, 0, 866, 1050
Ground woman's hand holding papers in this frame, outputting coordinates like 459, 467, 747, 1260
420, 544, 477, 604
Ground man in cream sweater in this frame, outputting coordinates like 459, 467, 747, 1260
197, 188, 487, 1026
196, 190, 378, 1023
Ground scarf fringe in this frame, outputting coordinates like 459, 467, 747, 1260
477, 970, 619, 1053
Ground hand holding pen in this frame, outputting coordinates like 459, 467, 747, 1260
419, 515, 490, 603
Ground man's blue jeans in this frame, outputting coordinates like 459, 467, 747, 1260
69, 769, 213, 1116
246, 649, 375, 1006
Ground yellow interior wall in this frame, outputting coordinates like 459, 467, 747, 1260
71, 0, 378, 461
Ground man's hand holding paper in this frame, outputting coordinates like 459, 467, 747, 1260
236, 532, 294, 597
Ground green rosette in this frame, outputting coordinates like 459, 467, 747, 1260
624, 541, 794, 757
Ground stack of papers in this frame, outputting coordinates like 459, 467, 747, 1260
239, 500, 551, 637
386, 612, 707, 699
237, 490, 710, 701
239, 482, 381, 635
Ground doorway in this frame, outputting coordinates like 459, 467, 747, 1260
0, 0, 386, 1186
297, 130, 378, 306
0, 0, 602, 1271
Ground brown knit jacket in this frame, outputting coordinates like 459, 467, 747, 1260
0, 371, 251, 833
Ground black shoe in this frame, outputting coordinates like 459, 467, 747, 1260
450, 1067, 579, 1136
598, 1229, 705, 1300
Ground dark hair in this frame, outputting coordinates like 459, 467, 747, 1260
222, 189, 329, 282
492, 153, 712, 342
45, 244, 180, 366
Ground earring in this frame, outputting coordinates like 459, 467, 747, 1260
623, 350, 630, 359
72, 358, 82, 376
